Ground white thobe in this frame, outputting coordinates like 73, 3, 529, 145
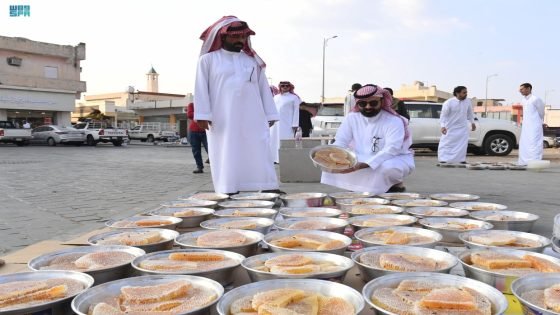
437, 97, 475, 163
269, 92, 300, 163
343, 92, 355, 116
321, 111, 415, 193
194, 49, 280, 193
518, 94, 545, 165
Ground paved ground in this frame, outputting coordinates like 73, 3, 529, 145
0, 142, 559, 254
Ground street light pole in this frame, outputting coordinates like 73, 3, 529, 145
484, 73, 498, 117
321, 35, 338, 104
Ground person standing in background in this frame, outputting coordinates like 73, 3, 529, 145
343, 83, 362, 116
187, 103, 208, 174
385, 88, 410, 120
437, 86, 476, 164
270, 81, 300, 163
518, 83, 545, 166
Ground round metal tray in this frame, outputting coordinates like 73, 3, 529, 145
273, 217, 349, 234
105, 215, 182, 230
131, 249, 244, 285
87, 228, 178, 253
178, 192, 229, 202
280, 192, 328, 207
512, 273, 560, 315
351, 245, 458, 282
378, 192, 424, 200
241, 252, 354, 282
0, 271, 93, 315
200, 217, 274, 234
450, 201, 508, 211
72, 275, 223, 315
279, 207, 342, 219
468, 210, 539, 232
459, 229, 551, 253
28, 245, 145, 285
429, 193, 480, 201
348, 214, 417, 231
230, 192, 279, 202
458, 248, 560, 294
362, 272, 508, 315
418, 217, 493, 243
213, 208, 277, 219
348, 205, 404, 217
263, 230, 352, 255
309, 144, 358, 173
175, 229, 263, 257
337, 197, 391, 212
406, 206, 469, 218
148, 207, 214, 228
217, 200, 275, 209
354, 226, 442, 248
217, 279, 364, 315
328, 191, 374, 202
391, 199, 448, 207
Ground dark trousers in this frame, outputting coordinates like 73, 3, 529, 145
189, 131, 208, 170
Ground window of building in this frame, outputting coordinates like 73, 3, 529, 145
44, 66, 58, 79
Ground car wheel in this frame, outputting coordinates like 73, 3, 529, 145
147, 134, 154, 142
543, 141, 550, 149
113, 139, 123, 146
484, 134, 513, 156
47, 137, 57, 146
15, 141, 25, 147
86, 135, 97, 146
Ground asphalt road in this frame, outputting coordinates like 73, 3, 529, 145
0, 142, 559, 254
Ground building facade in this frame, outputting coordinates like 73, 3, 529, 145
394, 81, 452, 102
0, 36, 86, 127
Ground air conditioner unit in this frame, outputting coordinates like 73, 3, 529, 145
7, 57, 22, 66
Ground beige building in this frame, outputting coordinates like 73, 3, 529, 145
0, 36, 86, 127
74, 67, 191, 133
544, 106, 560, 127
394, 81, 452, 102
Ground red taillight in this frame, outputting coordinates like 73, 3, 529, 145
98, 129, 104, 135
0, 130, 4, 137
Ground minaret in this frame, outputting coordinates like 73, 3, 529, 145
146, 66, 159, 92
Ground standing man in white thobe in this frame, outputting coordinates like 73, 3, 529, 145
270, 81, 300, 163
321, 84, 415, 194
343, 83, 362, 116
518, 83, 545, 165
437, 86, 476, 164
194, 16, 281, 195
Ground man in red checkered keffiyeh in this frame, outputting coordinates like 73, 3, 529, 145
194, 16, 281, 195
320, 84, 415, 194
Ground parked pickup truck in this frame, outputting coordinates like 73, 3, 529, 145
128, 123, 178, 142
0, 121, 32, 146
73, 120, 129, 146
406, 101, 522, 156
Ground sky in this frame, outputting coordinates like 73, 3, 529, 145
1, 0, 560, 106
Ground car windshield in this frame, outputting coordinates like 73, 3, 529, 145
73, 123, 86, 129
318, 105, 343, 116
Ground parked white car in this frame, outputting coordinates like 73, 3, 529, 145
310, 101, 522, 156
73, 120, 129, 146
310, 103, 344, 137
0, 121, 32, 146
128, 123, 177, 142
30, 125, 85, 146
406, 101, 521, 156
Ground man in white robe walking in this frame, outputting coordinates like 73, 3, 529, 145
437, 86, 476, 164
194, 16, 280, 194
321, 84, 415, 194
270, 81, 300, 163
518, 83, 545, 165
343, 83, 362, 116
